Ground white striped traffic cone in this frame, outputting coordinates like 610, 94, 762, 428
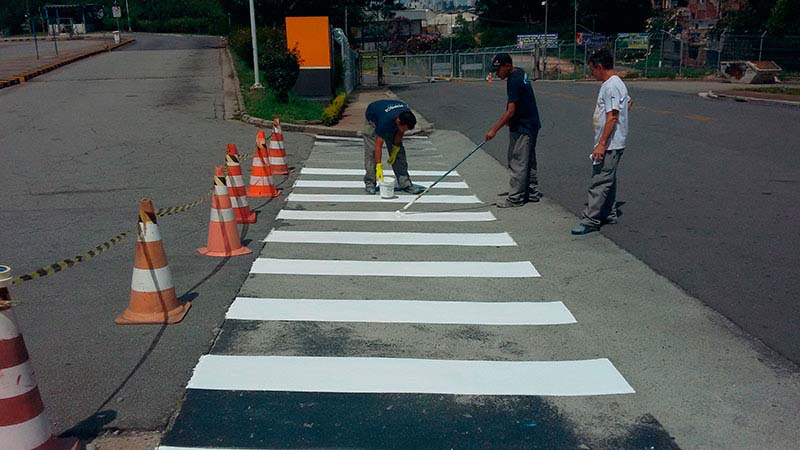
268, 117, 289, 175
115, 199, 191, 325
225, 144, 256, 224
199, 166, 252, 257
0, 265, 81, 450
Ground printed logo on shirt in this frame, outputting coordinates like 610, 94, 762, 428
384, 103, 407, 113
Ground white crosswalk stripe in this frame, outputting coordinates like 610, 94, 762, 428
226, 298, 576, 325
188, 355, 634, 396
264, 230, 516, 246
276, 210, 497, 222
250, 258, 541, 277
293, 180, 468, 189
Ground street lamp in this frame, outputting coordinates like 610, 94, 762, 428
541, 0, 548, 75
248, 0, 263, 89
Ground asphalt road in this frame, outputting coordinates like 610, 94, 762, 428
0, 33, 312, 435
393, 79, 800, 366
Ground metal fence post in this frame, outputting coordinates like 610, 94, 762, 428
679, 34, 684, 77
557, 42, 561, 79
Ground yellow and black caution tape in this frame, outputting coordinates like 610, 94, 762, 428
11, 137, 271, 286
12, 232, 130, 285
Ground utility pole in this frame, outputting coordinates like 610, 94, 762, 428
248, 0, 263, 88
542, 0, 548, 76
26, 1, 40, 59
125, 0, 132, 32
573, 0, 577, 73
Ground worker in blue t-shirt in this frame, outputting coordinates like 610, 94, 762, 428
484, 53, 543, 208
363, 99, 425, 194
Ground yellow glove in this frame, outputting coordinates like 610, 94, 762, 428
376, 163, 384, 182
387, 145, 401, 165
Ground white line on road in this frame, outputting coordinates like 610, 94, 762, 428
264, 230, 516, 246
226, 297, 576, 325
187, 355, 635, 396
276, 210, 497, 222
301, 168, 460, 177
287, 193, 481, 204
293, 180, 468, 189
249, 258, 540, 277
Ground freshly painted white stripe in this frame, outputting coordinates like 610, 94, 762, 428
227, 298, 575, 325
0, 309, 21, 339
137, 222, 162, 243
264, 230, 516, 246
210, 207, 235, 223
250, 259, 540, 278
131, 266, 174, 292
301, 168, 459, 177
0, 361, 37, 399
188, 355, 634, 396
314, 135, 362, 142
287, 194, 481, 204
0, 413, 53, 450
293, 180, 468, 189
277, 210, 496, 222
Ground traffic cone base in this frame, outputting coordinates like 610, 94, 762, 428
115, 200, 190, 325
115, 290, 191, 325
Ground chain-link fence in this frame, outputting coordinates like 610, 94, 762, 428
360, 32, 800, 85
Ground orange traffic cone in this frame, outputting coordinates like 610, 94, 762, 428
487, 72, 493, 83
199, 167, 252, 257
268, 117, 289, 175
116, 199, 190, 325
247, 130, 281, 198
225, 144, 256, 224
0, 265, 81, 450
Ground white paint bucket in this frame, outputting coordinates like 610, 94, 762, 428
379, 176, 396, 199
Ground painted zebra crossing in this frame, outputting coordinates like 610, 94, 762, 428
157, 135, 634, 449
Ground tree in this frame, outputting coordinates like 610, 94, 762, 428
768, 0, 800, 35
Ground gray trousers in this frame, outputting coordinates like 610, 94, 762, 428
507, 131, 540, 203
363, 121, 412, 189
580, 149, 623, 228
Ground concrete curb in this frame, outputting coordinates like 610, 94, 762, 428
700, 90, 800, 108
0, 38, 134, 90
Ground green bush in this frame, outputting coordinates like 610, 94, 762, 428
321, 92, 347, 126
260, 45, 300, 103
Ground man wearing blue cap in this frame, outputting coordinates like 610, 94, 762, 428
484, 52, 542, 208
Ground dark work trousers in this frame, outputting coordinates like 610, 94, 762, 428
580, 149, 624, 228
362, 121, 412, 189
507, 130, 540, 204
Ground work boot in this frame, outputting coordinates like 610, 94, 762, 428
400, 184, 425, 195
571, 224, 599, 235
496, 198, 525, 208
365, 185, 378, 194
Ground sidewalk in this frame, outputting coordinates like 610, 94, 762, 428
0, 36, 134, 89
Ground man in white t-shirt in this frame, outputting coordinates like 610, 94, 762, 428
572, 48, 631, 235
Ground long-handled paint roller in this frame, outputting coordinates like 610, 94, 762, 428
396, 140, 487, 215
